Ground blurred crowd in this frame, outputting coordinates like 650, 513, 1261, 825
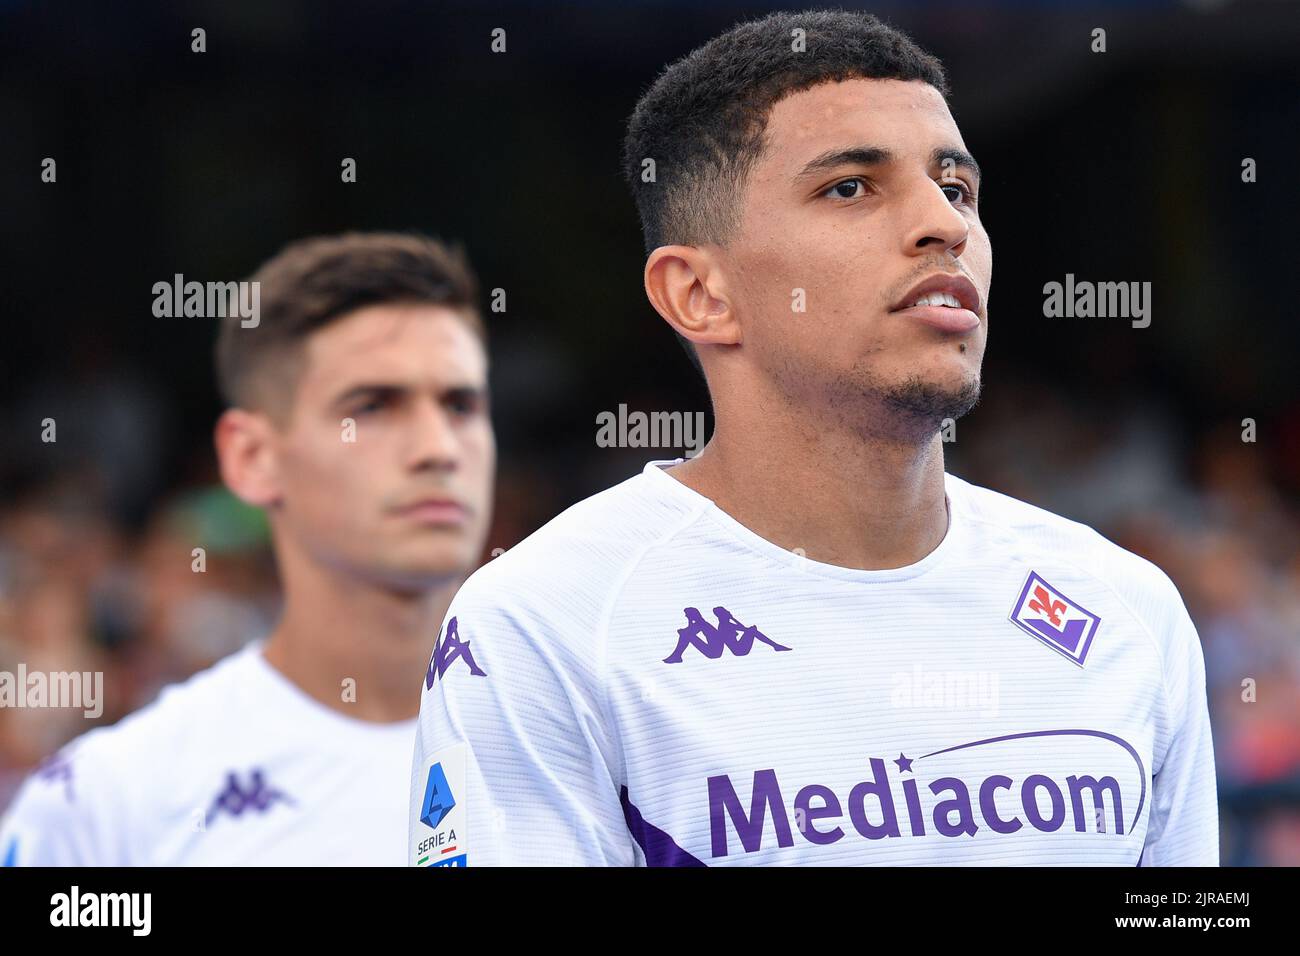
0, 378, 1296, 865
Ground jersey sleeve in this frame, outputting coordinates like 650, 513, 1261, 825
408, 583, 634, 867
0, 745, 127, 866
1138, 595, 1220, 866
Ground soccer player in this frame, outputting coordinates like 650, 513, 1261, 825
408, 10, 1217, 866
1, 233, 495, 865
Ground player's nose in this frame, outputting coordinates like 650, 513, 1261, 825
405, 399, 460, 472
900, 177, 969, 258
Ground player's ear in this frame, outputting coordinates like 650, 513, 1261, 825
214, 407, 284, 509
643, 245, 741, 353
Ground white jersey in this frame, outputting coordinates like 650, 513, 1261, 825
1, 642, 415, 866
409, 460, 1218, 867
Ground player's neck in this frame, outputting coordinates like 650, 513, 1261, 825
262, 549, 462, 723
669, 405, 949, 571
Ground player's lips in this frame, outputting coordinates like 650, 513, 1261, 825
890, 273, 982, 333
391, 496, 469, 526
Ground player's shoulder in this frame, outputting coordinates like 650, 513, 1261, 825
0, 645, 267, 858
949, 472, 1189, 630
40, 644, 265, 789
449, 462, 704, 628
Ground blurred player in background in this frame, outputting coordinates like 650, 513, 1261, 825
1, 232, 495, 864
409, 9, 1217, 866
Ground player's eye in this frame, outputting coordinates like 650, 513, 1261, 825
822, 177, 870, 200
445, 391, 484, 417
353, 395, 387, 415
940, 180, 977, 206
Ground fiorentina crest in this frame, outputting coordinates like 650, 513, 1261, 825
1009, 571, 1101, 667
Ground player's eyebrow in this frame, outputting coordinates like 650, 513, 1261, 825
792, 144, 982, 187
331, 383, 405, 409
441, 384, 489, 408
793, 145, 893, 183
932, 146, 982, 186
331, 382, 486, 408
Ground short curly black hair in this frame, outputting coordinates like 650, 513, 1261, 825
622, 8, 948, 256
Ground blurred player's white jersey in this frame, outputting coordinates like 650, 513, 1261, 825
410, 459, 1218, 867
1, 642, 415, 866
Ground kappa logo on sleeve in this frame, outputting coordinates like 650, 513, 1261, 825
413, 743, 468, 867
1009, 571, 1102, 666
424, 616, 486, 690
34, 749, 75, 803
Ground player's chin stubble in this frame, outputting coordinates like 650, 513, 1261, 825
764, 335, 983, 444
883, 374, 980, 425
830, 365, 983, 444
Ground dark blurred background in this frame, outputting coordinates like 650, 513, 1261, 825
0, 0, 1296, 864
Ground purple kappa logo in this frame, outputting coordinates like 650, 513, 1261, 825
663, 606, 792, 664
425, 616, 486, 689
1009, 571, 1101, 666
34, 749, 75, 803
206, 769, 295, 825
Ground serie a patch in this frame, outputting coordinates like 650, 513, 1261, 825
411, 742, 467, 867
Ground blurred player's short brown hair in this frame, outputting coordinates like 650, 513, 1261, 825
215, 232, 484, 420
